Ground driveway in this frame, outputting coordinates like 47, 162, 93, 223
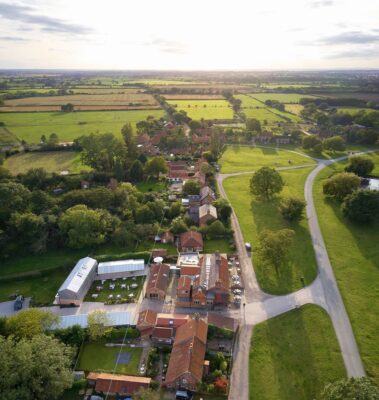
0, 297, 31, 317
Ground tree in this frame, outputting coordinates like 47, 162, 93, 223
342, 190, 379, 223
77, 133, 127, 172
144, 156, 167, 178
19, 168, 50, 190
323, 172, 361, 201
321, 377, 379, 400
135, 205, 155, 224
246, 118, 262, 133
170, 217, 188, 234
6, 309, 59, 339
48, 133, 59, 146
59, 205, 114, 248
250, 167, 284, 200
302, 135, 323, 151
279, 197, 306, 221
0, 334, 74, 400
87, 310, 111, 341
121, 122, 137, 159
257, 229, 295, 272
61, 102, 74, 112
129, 160, 144, 182
0, 182, 31, 222
323, 136, 345, 152
168, 201, 182, 219
345, 155, 375, 177
214, 198, 232, 224
210, 129, 223, 158
183, 180, 200, 195
206, 220, 226, 238
133, 387, 160, 400
189, 120, 201, 131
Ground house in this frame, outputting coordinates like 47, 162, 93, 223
145, 263, 170, 300
255, 131, 273, 144
56, 257, 98, 305
165, 318, 208, 391
168, 161, 189, 181
96, 259, 145, 280
161, 231, 174, 244
176, 252, 201, 276
152, 326, 174, 345
187, 194, 200, 206
199, 204, 217, 226
199, 186, 215, 205
136, 309, 158, 336
87, 373, 151, 396
188, 205, 199, 224
155, 313, 190, 330
179, 231, 203, 252
176, 275, 193, 307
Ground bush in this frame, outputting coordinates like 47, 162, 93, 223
342, 189, 379, 223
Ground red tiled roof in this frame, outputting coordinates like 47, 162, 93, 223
137, 309, 157, 327
180, 265, 201, 276
146, 263, 170, 293
152, 327, 173, 339
174, 318, 208, 345
87, 373, 151, 395
180, 231, 203, 249
156, 313, 190, 328
178, 275, 192, 291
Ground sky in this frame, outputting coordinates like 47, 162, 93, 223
0, 0, 378, 70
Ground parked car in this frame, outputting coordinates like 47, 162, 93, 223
14, 295, 24, 310
245, 242, 252, 252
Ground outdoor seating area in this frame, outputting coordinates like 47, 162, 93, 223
84, 276, 144, 304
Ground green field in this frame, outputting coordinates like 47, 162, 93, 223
167, 99, 234, 120
249, 93, 319, 103
5, 151, 91, 175
249, 305, 346, 400
337, 107, 371, 114
224, 167, 318, 294
313, 153, 379, 384
78, 342, 142, 374
219, 146, 315, 173
0, 126, 18, 145
285, 104, 304, 115
0, 109, 164, 144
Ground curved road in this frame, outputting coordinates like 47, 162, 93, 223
217, 154, 372, 400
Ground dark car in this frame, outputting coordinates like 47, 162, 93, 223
14, 295, 24, 310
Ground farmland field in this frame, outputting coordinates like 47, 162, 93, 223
70, 88, 143, 94
0, 109, 164, 143
224, 166, 318, 294
336, 107, 371, 114
167, 99, 234, 120
249, 305, 345, 400
1, 93, 159, 112
249, 93, 319, 103
285, 104, 304, 115
0, 126, 18, 145
163, 94, 224, 100
4, 151, 90, 175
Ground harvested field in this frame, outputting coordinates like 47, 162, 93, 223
285, 104, 304, 115
167, 99, 233, 120
163, 94, 224, 100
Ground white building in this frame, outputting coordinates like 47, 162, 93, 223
97, 259, 145, 280
54, 311, 135, 329
56, 257, 98, 306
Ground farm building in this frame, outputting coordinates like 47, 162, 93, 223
145, 263, 170, 300
165, 317, 208, 391
56, 257, 98, 305
179, 231, 203, 252
87, 373, 151, 396
97, 259, 145, 279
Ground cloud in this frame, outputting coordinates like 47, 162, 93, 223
326, 47, 379, 59
321, 31, 379, 45
0, 35, 30, 41
0, 2, 92, 34
310, 1, 335, 8
144, 38, 186, 54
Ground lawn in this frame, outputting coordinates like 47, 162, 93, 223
77, 342, 142, 374
219, 146, 315, 173
84, 276, 144, 303
249, 304, 346, 400
223, 167, 318, 294
4, 151, 91, 175
313, 155, 379, 384
167, 99, 234, 120
203, 238, 233, 254
135, 179, 167, 193
0, 109, 164, 144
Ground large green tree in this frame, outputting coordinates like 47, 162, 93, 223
0, 182, 31, 222
129, 160, 144, 182
59, 204, 115, 248
345, 155, 375, 177
257, 229, 295, 272
121, 122, 137, 159
214, 198, 232, 224
78, 133, 127, 172
144, 156, 167, 178
250, 167, 284, 200
0, 334, 74, 400
342, 189, 379, 223
321, 377, 379, 400
183, 180, 200, 196
279, 197, 306, 221
87, 310, 111, 341
323, 136, 345, 152
323, 172, 361, 201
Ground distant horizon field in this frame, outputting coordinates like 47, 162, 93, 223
0, 109, 164, 144
248, 93, 320, 103
167, 99, 234, 120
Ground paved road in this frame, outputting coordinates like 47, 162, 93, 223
217, 155, 370, 399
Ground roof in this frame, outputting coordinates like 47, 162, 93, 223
87, 372, 151, 384
208, 313, 237, 331
97, 259, 145, 275
58, 257, 97, 295
152, 327, 173, 339
137, 309, 158, 327
88, 373, 151, 394
156, 313, 190, 328
146, 263, 170, 293
180, 231, 203, 249
177, 252, 200, 268
197, 253, 229, 292
180, 265, 201, 276
200, 186, 215, 201
54, 311, 134, 329
177, 275, 192, 291
199, 204, 217, 220
165, 319, 208, 385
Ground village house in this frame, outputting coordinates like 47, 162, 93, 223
136, 309, 158, 336
145, 263, 170, 301
165, 317, 209, 391
87, 373, 151, 396
176, 275, 193, 307
199, 204, 217, 226
176, 252, 202, 276
179, 231, 203, 252
199, 186, 216, 205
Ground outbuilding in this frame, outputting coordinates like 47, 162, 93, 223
97, 259, 145, 280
